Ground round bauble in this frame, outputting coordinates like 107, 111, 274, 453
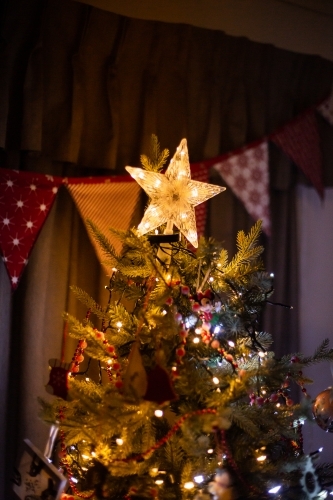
312, 387, 333, 432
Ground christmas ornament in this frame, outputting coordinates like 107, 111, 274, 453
123, 341, 148, 398
299, 456, 322, 500
45, 359, 71, 400
126, 139, 225, 247
208, 469, 235, 500
312, 387, 333, 432
144, 364, 177, 405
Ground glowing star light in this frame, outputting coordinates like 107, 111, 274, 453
126, 139, 225, 247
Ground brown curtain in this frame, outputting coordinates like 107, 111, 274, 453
1, 0, 333, 497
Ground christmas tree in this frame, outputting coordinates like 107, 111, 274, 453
41, 138, 333, 500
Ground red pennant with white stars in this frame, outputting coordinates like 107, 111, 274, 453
0, 168, 62, 289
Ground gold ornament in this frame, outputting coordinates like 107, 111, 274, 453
312, 387, 333, 432
126, 139, 225, 247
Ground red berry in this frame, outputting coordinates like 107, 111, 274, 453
176, 348, 185, 357
95, 331, 104, 340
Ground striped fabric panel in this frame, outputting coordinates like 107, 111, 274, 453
66, 181, 141, 274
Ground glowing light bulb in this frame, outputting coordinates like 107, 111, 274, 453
268, 486, 281, 494
184, 482, 194, 489
116, 321, 123, 328
257, 455, 266, 462
209, 276, 214, 282
193, 337, 200, 344
194, 475, 204, 484
214, 326, 221, 334
212, 377, 219, 385
85, 377, 90, 382
116, 438, 123, 446
155, 410, 163, 417
155, 480, 164, 485
207, 449, 214, 454
195, 328, 202, 334
228, 340, 235, 347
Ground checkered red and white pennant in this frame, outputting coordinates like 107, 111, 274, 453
317, 90, 333, 126
212, 141, 270, 236
0, 168, 62, 289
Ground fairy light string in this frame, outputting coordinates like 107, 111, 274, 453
57, 407, 220, 496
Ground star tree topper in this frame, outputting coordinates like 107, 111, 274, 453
126, 139, 225, 247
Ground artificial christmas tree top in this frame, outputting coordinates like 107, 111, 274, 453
37, 138, 333, 500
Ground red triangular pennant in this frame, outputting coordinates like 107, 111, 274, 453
213, 141, 271, 236
191, 163, 210, 239
271, 108, 323, 197
0, 168, 62, 289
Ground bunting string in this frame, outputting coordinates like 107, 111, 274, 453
1, 93, 332, 290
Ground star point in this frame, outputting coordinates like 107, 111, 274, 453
126, 139, 225, 247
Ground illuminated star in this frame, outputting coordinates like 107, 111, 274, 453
126, 139, 225, 247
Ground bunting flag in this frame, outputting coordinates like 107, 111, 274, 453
1, 95, 332, 289
66, 177, 141, 274
0, 168, 62, 289
212, 141, 271, 236
271, 108, 324, 197
191, 163, 210, 239
317, 92, 333, 126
